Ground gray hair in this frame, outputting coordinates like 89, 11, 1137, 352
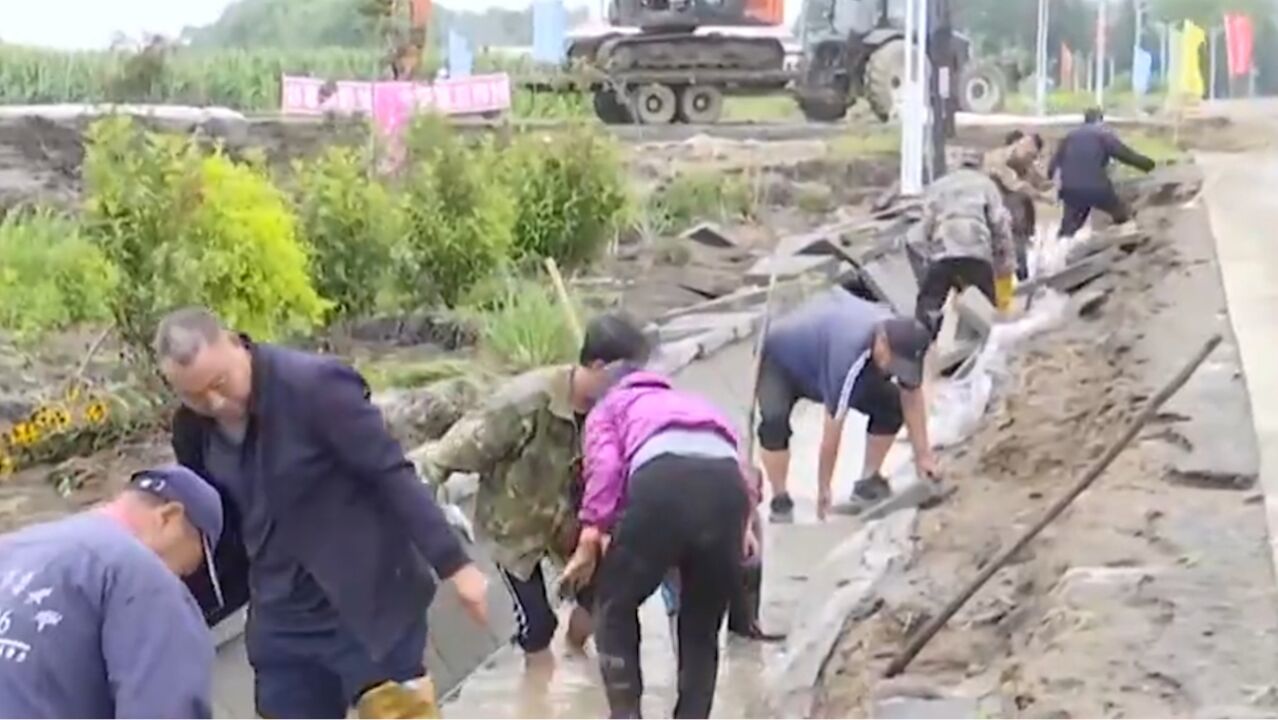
153, 307, 224, 367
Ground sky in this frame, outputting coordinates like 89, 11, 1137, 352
1, 0, 583, 49
2, 0, 805, 50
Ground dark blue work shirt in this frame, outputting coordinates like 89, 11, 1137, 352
764, 288, 891, 416
203, 426, 337, 629
0, 514, 213, 719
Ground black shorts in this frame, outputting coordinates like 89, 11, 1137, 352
499, 562, 594, 653
755, 353, 903, 452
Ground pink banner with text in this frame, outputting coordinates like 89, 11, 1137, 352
280, 73, 512, 120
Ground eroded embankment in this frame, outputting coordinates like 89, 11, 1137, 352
817, 174, 1278, 719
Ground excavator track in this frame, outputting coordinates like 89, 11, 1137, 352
595, 32, 785, 74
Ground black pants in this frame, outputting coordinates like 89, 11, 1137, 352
595, 455, 748, 719
756, 354, 904, 452
915, 256, 996, 338
499, 563, 595, 653
1059, 186, 1130, 238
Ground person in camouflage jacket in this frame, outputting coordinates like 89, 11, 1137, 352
910, 151, 1016, 334
411, 316, 651, 661
984, 130, 1052, 280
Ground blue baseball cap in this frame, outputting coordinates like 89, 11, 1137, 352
129, 465, 225, 607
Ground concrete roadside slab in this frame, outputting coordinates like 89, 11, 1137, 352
1200, 151, 1278, 584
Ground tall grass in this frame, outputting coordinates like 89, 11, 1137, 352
0, 44, 569, 112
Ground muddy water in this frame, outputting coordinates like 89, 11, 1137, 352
444, 339, 872, 718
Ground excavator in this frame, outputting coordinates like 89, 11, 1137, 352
363, 0, 433, 79
564, 0, 1007, 124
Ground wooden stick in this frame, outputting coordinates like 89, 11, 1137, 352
883, 332, 1223, 678
544, 257, 583, 346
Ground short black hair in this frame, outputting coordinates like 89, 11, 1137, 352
1084, 107, 1104, 124
1030, 132, 1044, 150
580, 312, 650, 366
1004, 129, 1025, 146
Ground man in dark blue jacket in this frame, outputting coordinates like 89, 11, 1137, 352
1049, 107, 1156, 238
157, 306, 488, 719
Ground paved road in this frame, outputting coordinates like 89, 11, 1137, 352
1201, 151, 1278, 581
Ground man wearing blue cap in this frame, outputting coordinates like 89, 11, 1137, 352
0, 465, 222, 719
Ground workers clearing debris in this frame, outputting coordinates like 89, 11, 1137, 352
0, 466, 221, 719
559, 349, 759, 719
985, 130, 1053, 281
413, 314, 651, 664
1050, 108, 1157, 239
911, 149, 1017, 334
753, 287, 935, 523
156, 307, 488, 719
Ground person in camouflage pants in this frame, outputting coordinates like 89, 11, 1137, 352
910, 150, 1017, 335
412, 315, 650, 662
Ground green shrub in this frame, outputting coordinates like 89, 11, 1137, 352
502, 128, 628, 269
0, 209, 117, 341
294, 146, 400, 320
646, 170, 753, 234
472, 279, 579, 371
83, 116, 330, 359
397, 118, 514, 307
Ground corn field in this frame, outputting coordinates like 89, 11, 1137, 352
0, 44, 588, 116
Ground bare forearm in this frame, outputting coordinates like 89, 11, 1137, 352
901, 388, 931, 460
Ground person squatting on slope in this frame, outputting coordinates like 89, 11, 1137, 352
413, 314, 651, 663
911, 150, 1018, 332
157, 307, 488, 719
560, 360, 760, 719
0, 465, 221, 719
984, 129, 1053, 280
1049, 107, 1156, 239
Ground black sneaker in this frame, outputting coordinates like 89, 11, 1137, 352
833, 474, 894, 516
769, 493, 795, 523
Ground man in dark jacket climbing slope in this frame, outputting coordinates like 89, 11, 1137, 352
1049, 107, 1157, 238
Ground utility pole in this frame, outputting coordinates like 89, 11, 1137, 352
1035, 0, 1049, 116
928, 0, 953, 179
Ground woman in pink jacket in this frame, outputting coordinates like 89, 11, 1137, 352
562, 351, 758, 719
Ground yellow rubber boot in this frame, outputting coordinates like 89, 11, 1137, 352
994, 274, 1015, 313
356, 678, 440, 719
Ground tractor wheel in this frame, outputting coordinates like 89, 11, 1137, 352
593, 89, 632, 124
958, 61, 1008, 114
677, 85, 724, 124
865, 39, 907, 122
797, 95, 848, 123
632, 83, 678, 125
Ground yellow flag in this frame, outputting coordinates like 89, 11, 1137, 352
1180, 20, 1207, 98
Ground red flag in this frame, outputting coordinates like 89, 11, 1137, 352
1225, 14, 1255, 77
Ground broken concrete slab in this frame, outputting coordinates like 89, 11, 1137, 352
745, 252, 841, 283
873, 696, 981, 719
658, 311, 760, 342
862, 250, 919, 317
1065, 228, 1148, 264
760, 509, 918, 718
1159, 351, 1259, 491
680, 221, 739, 248
1017, 247, 1119, 296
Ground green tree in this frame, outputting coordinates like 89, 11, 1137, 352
1152, 0, 1271, 24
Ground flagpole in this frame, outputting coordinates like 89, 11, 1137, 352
1095, 0, 1106, 107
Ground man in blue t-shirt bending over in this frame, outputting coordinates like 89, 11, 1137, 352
0, 465, 221, 719
757, 288, 937, 523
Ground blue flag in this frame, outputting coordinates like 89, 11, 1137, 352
533, 0, 568, 65
1133, 47, 1152, 95
448, 29, 473, 78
